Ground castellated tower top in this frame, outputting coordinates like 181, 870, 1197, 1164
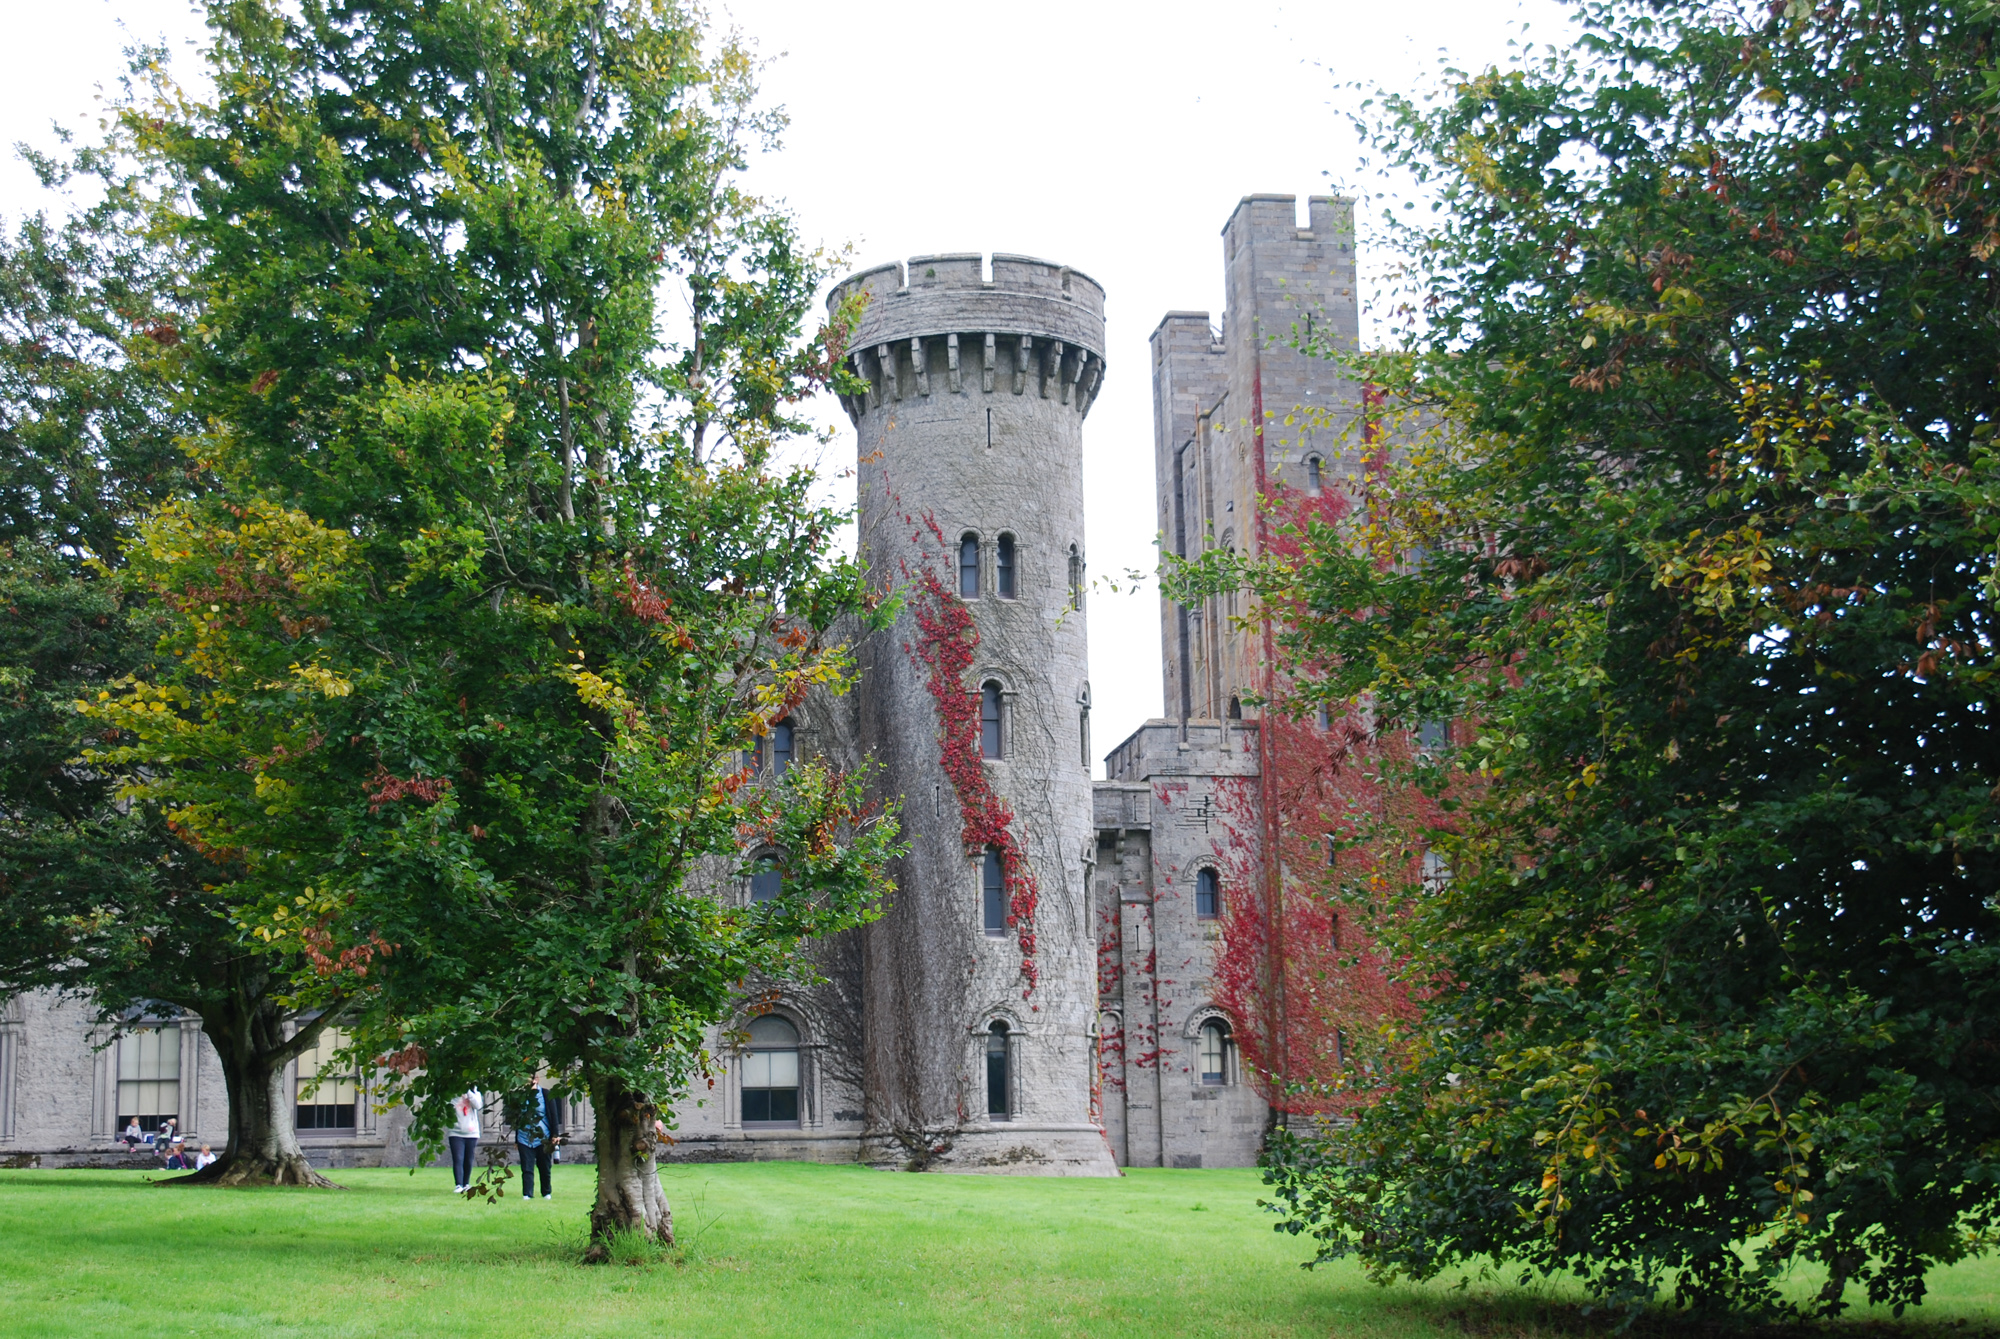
827, 254, 1106, 423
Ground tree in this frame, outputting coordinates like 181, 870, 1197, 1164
0, 157, 359, 1186
89, 0, 896, 1250
1180, 0, 2000, 1317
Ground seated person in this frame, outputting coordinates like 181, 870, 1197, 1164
163, 1143, 190, 1170
121, 1118, 143, 1148
194, 1144, 217, 1169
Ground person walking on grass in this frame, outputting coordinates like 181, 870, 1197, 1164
509, 1081, 555, 1201
448, 1089, 482, 1194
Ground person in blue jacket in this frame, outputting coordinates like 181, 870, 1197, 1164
508, 1082, 556, 1200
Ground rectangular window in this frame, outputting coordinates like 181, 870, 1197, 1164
982, 849, 1006, 935
986, 1027, 1011, 1118
741, 1049, 800, 1123
980, 683, 1003, 759
117, 1025, 181, 1132
959, 536, 980, 598
295, 1026, 358, 1131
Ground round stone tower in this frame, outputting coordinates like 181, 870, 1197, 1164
830, 253, 1116, 1174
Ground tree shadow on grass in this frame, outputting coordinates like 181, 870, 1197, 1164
1391, 1292, 2000, 1339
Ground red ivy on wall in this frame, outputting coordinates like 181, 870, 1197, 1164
901, 517, 1042, 997
1200, 478, 1446, 1114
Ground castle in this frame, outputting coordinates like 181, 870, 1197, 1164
0, 196, 1370, 1173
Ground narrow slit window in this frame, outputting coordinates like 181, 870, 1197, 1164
986, 1022, 1011, 1117
1195, 868, 1220, 920
959, 534, 980, 598
1307, 456, 1323, 495
996, 534, 1016, 599
982, 847, 1006, 935
770, 719, 794, 776
980, 682, 1003, 759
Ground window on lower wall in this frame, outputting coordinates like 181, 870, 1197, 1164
986, 1022, 1012, 1119
741, 1015, 800, 1126
295, 1027, 358, 1132
1199, 1020, 1233, 1086
117, 1025, 180, 1133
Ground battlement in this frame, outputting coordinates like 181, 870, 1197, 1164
1221, 194, 1355, 247
831, 253, 1106, 321
830, 251, 1108, 421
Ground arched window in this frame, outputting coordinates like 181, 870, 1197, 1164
296, 1026, 358, 1132
1314, 704, 1330, 732
996, 533, 1017, 599
986, 1022, 1011, 1118
980, 681, 1003, 759
1306, 455, 1324, 495
1227, 696, 1243, 720
770, 719, 794, 776
981, 847, 1006, 935
1068, 544, 1084, 611
1198, 1020, 1232, 1086
117, 1024, 180, 1135
741, 1015, 800, 1125
1195, 867, 1221, 920
959, 533, 980, 598
749, 854, 783, 903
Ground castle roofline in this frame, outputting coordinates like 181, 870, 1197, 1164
1151, 310, 1213, 337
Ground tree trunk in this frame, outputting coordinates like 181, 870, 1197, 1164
582, 1073, 671, 1260
168, 994, 336, 1188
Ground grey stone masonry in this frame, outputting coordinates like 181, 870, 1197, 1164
1157, 195, 1361, 721
1093, 723, 1268, 1168
833, 253, 1117, 1175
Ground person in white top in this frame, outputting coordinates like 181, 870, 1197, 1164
447, 1089, 482, 1193
195, 1144, 217, 1169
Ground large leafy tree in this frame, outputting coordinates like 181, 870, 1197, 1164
0, 160, 360, 1187
1180, 0, 2000, 1317
86, 0, 896, 1248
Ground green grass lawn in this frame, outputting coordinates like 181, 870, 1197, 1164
1, 1162, 1996, 1338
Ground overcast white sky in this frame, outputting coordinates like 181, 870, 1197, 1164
0, 0, 1573, 773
